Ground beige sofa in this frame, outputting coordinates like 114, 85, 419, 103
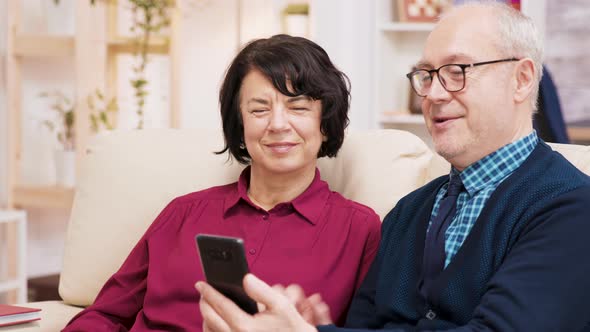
4, 129, 590, 331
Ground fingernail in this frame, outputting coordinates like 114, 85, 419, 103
195, 282, 203, 292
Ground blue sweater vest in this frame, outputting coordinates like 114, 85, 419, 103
320, 141, 590, 331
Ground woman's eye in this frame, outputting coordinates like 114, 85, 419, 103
250, 109, 268, 114
291, 107, 308, 112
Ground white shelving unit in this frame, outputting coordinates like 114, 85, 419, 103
374, 0, 546, 137
0, 210, 27, 304
374, 0, 432, 130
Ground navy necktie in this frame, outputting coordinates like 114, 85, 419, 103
420, 174, 464, 296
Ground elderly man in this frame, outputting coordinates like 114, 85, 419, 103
197, 2, 590, 331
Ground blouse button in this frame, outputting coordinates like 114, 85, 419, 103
249, 249, 256, 255
262, 214, 268, 220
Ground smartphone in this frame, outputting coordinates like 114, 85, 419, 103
196, 234, 258, 315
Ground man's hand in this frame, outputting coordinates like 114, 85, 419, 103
196, 274, 318, 332
273, 284, 332, 326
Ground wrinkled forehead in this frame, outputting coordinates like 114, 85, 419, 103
419, 10, 502, 67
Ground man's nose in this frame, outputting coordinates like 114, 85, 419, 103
426, 74, 452, 102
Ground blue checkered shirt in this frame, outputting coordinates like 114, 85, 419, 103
428, 131, 539, 267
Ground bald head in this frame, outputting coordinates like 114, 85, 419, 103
415, 1, 542, 169
423, 5, 502, 68
432, 1, 544, 110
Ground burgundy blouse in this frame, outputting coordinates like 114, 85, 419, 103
64, 168, 381, 331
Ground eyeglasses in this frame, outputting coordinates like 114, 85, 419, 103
406, 58, 520, 97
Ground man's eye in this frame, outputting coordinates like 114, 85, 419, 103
420, 76, 432, 83
446, 67, 463, 75
291, 107, 308, 112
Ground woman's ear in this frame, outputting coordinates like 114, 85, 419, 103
513, 58, 536, 104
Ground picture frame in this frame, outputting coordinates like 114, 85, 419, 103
452, 0, 521, 11
396, 0, 520, 24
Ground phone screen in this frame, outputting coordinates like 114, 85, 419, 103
196, 234, 258, 315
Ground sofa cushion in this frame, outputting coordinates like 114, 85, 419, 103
317, 130, 435, 218
548, 143, 590, 175
59, 129, 435, 307
422, 142, 590, 181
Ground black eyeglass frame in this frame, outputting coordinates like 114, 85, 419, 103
406, 57, 520, 97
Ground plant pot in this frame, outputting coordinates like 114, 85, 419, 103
54, 149, 76, 187
285, 14, 309, 37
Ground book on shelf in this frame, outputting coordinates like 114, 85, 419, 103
0, 304, 41, 327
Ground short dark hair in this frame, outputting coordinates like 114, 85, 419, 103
217, 34, 350, 164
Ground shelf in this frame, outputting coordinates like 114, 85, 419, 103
13, 34, 75, 57
0, 210, 26, 224
0, 279, 20, 293
108, 36, 170, 54
379, 22, 436, 32
380, 113, 425, 125
13, 185, 75, 209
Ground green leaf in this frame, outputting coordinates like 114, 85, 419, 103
65, 111, 75, 128
99, 112, 108, 124
90, 114, 99, 132
106, 98, 118, 112
42, 120, 55, 132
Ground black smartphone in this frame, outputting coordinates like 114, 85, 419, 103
196, 234, 258, 315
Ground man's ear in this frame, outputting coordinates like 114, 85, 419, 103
513, 58, 536, 104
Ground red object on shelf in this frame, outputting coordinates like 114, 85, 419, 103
509, 0, 521, 11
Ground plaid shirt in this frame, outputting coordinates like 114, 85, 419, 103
429, 131, 539, 267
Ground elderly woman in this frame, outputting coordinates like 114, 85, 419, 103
63, 34, 380, 331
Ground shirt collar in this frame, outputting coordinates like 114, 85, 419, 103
223, 167, 250, 215
455, 131, 538, 196
223, 167, 330, 225
290, 168, 330, 225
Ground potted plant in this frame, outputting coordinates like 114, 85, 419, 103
52, 0, 173, 129
282, 3, 309, 37
87, 89, 118, 133
40, 91, 76, 187
128, 0, 173, 129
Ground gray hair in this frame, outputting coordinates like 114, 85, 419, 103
441, 1, 544, 111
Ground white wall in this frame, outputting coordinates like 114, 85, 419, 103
310, 0, 376, 130
0, 0, 8, 287
0, 0, 7, 207
178, 0, 240, 130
